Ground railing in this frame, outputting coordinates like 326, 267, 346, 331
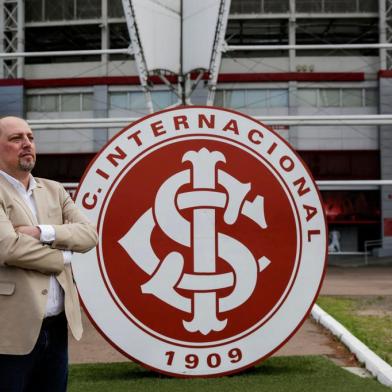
22, 115, 392, 130
229, 0, 377, 14
230, 0, 289, 14
296, 0, 377, 13
364, 239, 383, 265
2, 43, 392, 61
227, 43, 392, 51
63, 180, 392, 195
63, 181, 391, 259
328, 251, 367, 256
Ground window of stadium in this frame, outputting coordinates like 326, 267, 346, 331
215, 89, 289, 109
297, 88, 378, 107
26, 0, 101, 21
27, 93, 94, 112
109, 91, 177, 112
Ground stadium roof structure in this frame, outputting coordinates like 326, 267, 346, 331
121, 0, 231, 108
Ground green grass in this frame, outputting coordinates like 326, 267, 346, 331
68, 356, 390, 391
317, 296, 392, 366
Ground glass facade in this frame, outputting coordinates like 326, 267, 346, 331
297, 88, 378, 108
25, 0, 101, 22
109, 0, 126, 18
229, 0, 378, 14
26, 0, 377, 21
24, 0, 378, 61
230, 0, 289, 14
27, 93, 94, 112
216, 89, 289, 109
109, 91, 177, 111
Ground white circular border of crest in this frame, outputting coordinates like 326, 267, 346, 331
73, 106, 327, 377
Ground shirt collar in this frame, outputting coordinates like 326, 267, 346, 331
0, 170, 36, 194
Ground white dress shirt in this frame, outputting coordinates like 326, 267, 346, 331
0, 170, 72, 317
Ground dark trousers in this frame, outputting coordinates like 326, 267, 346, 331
0, 312, 68, 392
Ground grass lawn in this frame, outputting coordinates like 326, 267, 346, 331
68, 356, 390, 391
317, 296, 392, 366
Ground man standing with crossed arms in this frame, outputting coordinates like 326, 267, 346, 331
0, 116, 98, 391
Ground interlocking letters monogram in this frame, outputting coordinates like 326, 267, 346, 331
119, 148, 271, 335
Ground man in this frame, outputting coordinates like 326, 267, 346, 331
328, 229, 341, 253
0, 116, 98, 391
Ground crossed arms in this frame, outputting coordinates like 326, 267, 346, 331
0, 183, 98, 275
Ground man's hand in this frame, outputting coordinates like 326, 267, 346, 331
15, 225, 41, 240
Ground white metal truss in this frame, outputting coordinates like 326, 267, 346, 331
121, 0, 153, 112
121, 0, 231, 107
0, 0, 23, 78
206, 0, 232, 106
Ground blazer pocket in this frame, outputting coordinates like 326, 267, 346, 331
0, 282, 15, 295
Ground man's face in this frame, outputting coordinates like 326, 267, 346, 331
0, 117, 36, 176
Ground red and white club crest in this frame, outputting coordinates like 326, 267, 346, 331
74, 106, 327, 377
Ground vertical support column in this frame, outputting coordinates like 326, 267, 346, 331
0, 2, 4, 79
386, 0, 392, 69
93, 85, 109, 151
288, 81, 298, 148
101, 0, 109, 76
0, 0, 24, 79
16, 0, 23, 78
0, 0, 24, 116
377, 77, 392, 256
288, 0, 296, 72
287, 1, 297, 145
380, 0, 387, 69
377, 1, 392, 257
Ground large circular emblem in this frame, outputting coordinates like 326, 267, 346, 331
73, 106, 327, 377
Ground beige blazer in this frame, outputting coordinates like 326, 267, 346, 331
0, 175, 98, 355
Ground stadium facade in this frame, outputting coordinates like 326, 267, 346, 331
0, 0, 391, 255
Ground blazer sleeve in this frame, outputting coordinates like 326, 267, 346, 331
0, 203, 65, 275
51, 185, 98, 253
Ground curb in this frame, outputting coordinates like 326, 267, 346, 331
311, 304, 392, 387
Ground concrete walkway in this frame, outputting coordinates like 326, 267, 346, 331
69, 266, 392, 365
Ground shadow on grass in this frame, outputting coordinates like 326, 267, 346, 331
69, 356, 391, 392
70, 356, 318, 382
70, 362, 166, 382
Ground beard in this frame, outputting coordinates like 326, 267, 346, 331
18, 157, 36, 172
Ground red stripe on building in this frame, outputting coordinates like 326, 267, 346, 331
0, 79, 24, 86
0, 72, 365, 88
24, 75, 179, 88
217, 72, 365, 82
379, 70, 392, 78
24, 76, 141, 88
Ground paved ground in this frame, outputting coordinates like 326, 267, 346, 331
69, 265, 392, 365
276, 266, 392, 365
320, 266, 392, 296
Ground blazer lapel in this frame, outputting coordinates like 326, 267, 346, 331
14, 197, 38, 225
0, 175, 37, 225
32, 183, 46, 224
